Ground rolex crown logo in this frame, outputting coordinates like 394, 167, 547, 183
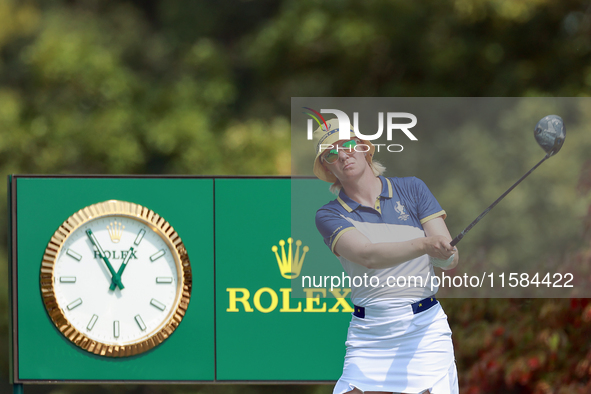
106, 221, 124, 243
271, 237, 308, 279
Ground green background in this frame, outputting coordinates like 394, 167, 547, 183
214, 178, 350, 381
14, 177, 215, 382
290, 179, 350, 298
13, 176, 354, 383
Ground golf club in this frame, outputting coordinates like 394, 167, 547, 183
450, 115, 566, 247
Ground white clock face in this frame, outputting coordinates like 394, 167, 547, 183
52, 215, 180, 346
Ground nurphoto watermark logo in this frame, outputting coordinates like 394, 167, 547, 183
303, 107, 418, 153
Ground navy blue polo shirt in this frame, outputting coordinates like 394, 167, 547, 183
315, 176, 446, 306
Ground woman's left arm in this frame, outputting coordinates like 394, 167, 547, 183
422, 216, 459, 270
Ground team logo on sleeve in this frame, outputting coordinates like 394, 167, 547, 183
395, 201, 410, 221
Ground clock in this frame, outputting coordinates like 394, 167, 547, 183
40, 200, 192, 357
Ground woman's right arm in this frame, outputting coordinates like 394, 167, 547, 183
334, 228, 455, 270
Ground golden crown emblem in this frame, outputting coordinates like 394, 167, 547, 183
106, 221, 124, 243
271, 237, 308, 279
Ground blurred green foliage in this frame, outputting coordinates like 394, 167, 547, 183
446, 186, 591, 393
2, 0, 591, 393
421, 99, 591, 271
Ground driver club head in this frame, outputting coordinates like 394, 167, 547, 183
534, 115, 566, 156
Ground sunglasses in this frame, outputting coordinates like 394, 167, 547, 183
322, 139, 358, 164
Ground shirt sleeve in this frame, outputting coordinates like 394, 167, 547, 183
411, 177, 446, 224
315, 207, 355, 255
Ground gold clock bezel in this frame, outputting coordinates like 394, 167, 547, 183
40, 200, 192, 357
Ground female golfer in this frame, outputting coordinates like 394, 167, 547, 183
314, 119, 459, 394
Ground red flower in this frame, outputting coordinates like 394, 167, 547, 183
527, 356, 540, 370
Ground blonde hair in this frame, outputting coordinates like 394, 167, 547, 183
329, 160, 387, 195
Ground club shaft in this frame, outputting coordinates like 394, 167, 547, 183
450, 154, 549, 247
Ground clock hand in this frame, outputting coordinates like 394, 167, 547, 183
110, 246, 134, 291
86, 229, 125, 290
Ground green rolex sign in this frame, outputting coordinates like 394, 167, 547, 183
9, 176, 351, 385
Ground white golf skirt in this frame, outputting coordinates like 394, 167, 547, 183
333, 300, 458, 394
